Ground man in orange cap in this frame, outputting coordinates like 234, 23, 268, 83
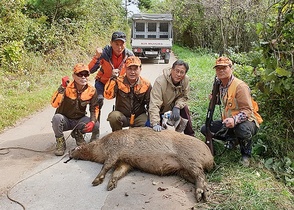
104, 56, 152, 131
51, 63, 100, 156
200, 56, 261, 166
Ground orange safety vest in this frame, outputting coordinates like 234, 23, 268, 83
223, 78, 263, 125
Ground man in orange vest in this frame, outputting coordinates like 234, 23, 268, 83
201, 57, 261, 166
104, 56, 151, 131
51, 63, 100, 156
88, 31, 134, 111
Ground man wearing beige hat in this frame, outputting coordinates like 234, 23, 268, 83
200, 57, 261, 166
51, 63, 100, 156
104, 56, 152, 131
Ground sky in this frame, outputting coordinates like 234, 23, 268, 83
122, 0, 140, 17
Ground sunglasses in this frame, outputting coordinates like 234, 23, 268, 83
112, 33, 126, 40
75, 72, 89, 77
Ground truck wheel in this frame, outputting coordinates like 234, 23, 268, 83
164, 59, 169, 64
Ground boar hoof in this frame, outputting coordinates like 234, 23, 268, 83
195, 188, 206, 202
107, 179, 117, 191
92, 176, 104, 186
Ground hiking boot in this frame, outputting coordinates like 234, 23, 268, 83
71, 130, 86, 146
90, 129, 100, 142
55, 137, 66, 156
241, 155, 250, 167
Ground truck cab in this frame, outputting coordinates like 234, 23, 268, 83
131, 13, 173, 64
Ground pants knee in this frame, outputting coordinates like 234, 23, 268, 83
235, 123, 253, 140
107, 111, 126, 131
52, 114, 64, 125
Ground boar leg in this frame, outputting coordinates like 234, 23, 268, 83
107, 162, 133, 191
181, 162, 209, 202
194, 170, 209, 202
177, 166, 209, 202
92, 158, 117, 186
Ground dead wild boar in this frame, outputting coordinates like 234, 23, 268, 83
70, 127, 214, 202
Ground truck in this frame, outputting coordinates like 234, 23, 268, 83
130, 13, 173, 64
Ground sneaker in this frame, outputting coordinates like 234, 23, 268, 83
241, 155, 250, 167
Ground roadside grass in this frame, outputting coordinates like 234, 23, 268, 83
0, 53, 78, 132
172, 45, 294, 209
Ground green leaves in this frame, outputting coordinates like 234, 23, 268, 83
276, 67, 291, 77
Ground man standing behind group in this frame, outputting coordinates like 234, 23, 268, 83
88, 31, 134, 111
149, 60, 195, 137
104, 56, 152, 131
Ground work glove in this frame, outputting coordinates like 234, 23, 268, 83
62, 76, 69, 88
97, 94, 104, 108
153, 124, 162, 132
170, 107, 180, 121
58, 76, 69, 93
83, 121, 95, 133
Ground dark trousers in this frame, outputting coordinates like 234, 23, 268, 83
180, 105, 195, 137
200, 120, 258, 156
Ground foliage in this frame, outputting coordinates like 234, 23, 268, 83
0, 0, 128, 130
264, 157, 294, 190
147, 0, 264, 53
138, 0, 152, 11
232, 1, 294, 160
172, 45, 294, 209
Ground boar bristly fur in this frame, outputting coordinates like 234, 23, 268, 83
70, 127, 214, 202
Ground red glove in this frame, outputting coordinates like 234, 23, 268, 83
83, 121, 95, 133
62, 76, 69, 88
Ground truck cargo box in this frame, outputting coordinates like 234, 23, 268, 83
131, 13, 173, 64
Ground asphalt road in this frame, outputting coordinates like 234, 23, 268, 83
0, 53, 199, 210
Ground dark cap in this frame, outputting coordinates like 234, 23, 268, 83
111, 31, 126, 42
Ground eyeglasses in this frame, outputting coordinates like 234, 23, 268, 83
75, 72, 89, 77
173, 69, 186, 76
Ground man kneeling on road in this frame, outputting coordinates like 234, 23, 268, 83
148, 60, 195, 136
104, 56, 152, 131
51, 63, 100, 156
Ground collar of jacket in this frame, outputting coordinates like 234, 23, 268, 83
65, 81, 95, 100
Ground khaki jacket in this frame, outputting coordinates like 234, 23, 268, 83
222, 77, 260, 127
149, 68, 190, 126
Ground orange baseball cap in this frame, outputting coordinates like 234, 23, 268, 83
73, 63, 89, 74
214, 57, 233, 68
125, 56, 141, 67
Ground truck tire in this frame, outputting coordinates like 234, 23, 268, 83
164, 59, 169, 64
